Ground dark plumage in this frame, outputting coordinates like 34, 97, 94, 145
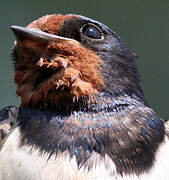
0, 14, 168, 180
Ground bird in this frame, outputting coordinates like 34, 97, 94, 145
0, 14, 168, 180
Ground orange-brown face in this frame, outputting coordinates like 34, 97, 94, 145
12, 14, 106, 110
11, 14, 143, 111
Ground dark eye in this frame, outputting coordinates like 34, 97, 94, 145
81, 24, 103, 39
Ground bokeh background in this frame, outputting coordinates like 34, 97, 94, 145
0, 0, 168, 119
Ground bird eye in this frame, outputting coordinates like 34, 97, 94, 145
81, 24, 103, 40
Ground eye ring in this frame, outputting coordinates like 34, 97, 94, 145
80, 23, 104, 40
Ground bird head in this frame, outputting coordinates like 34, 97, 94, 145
11, 14, 145, 111
10, 15, 165, 175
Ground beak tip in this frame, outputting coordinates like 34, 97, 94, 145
10, 25, 18, 32
10, 25, 30, 41
10, 25, 24, 33
10, 25, 21, 38
10, 25, 15, 29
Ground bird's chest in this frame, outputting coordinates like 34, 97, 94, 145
0, 128, 117, 180
1, 128, 169, 180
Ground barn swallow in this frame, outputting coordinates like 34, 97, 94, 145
0, 14, 169, 180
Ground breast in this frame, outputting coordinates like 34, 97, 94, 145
1, 127, 169, 180
0, 127, 117, 180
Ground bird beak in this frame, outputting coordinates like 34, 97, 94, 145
10, 25, 79, 44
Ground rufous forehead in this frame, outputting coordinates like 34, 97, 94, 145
26, 14, 79, 35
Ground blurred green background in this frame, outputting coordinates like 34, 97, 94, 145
0, 0, 168, 119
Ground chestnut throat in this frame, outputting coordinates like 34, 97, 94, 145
18, 91, 165, 176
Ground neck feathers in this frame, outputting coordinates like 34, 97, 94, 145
18, 93, 164, 175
